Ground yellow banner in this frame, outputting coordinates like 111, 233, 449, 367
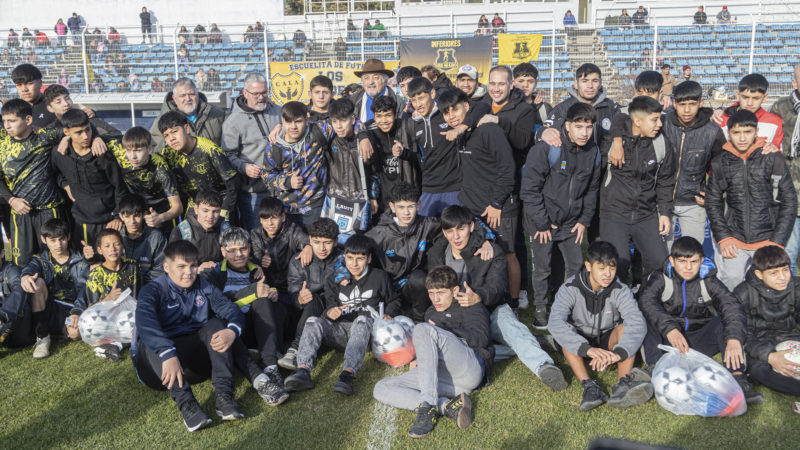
269, 60, 399, 105
498, 34, 543, 65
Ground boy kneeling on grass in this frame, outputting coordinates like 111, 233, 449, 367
284, 234, 400, 396
134, 240, 246, 432
734, 246, 800, 402
373, 265, 491, 438
547, 240, 652, 412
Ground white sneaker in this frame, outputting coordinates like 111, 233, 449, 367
33, 335, 51, 359
517, 290, 530, 309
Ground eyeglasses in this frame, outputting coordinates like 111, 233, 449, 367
245, 88, 269, 98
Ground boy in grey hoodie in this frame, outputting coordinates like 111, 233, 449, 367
548, 240, 651, 412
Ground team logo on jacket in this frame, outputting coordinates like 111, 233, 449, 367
195, 295, 205, 306
338, 286, 375, 314
417, 240, 427, 251
434, 49, 458, 71
439, 123, 449, 129
270, 72, 304, 104
602, 118, 611, 130
386, 249, 396, 258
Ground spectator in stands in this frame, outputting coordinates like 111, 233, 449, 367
347, 19, 357, 40
253, 22, 264, 44
717, 6, 731, 25
477, 15, 490, 35
21, 28, 34, 48
661, 64, 675, 98
178, 25, 190, 45
632, 5, 648, 27
54, 19, 68, 47
492, 13, 505, 34
117, 80, 129, 93
165, 72, 175, 85
34, 30, 50, 48
563, 10, 577, 28
335, 37, 347, 60
619, 9, 632, 28
371, 20, 387, 38
206, 68, 221, 91
1, 49, 12, 66
694, 6, 708, 25
773, 63, 800, 274
151, 76, 164, 92
362, 19, 372, 38
91, 77, 105, 93
57, 69, 71, 89
193, 25, 207, 46
22, 49, 36, 65
129, 73, 140, 91
107, 27, 121, 53
116, 53, 130, 80
351, 58, 401, 123
195, 68, 207, 91
7, 29, 19, 48
177, 44, 190, 73
209, 24, 223, 44
140, 7, 153, 43
293, 29, 307, 50
682, 65, 693, 83
104, 56, 117, 77
242, 26, 255, 44
67, 12, 82, 37
222, 72, 281, 230
150, 77, 226, 150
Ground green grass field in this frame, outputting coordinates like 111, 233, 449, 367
3, 305, 799, 450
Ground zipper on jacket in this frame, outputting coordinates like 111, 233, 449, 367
743, 158, 750, 241
672, 132, 686, 201
680, 279, 689, 331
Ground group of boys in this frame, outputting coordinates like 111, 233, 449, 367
1, 57, 800, 436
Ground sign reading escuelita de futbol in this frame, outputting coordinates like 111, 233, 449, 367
269, 60, 400, 105
399, 37, 492, 84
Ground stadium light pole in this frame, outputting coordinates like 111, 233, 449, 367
172, 24, 180, 79
81, 27, 89, 94
549, 16, 555, 102
747, 15, 757, 74
264, 25, 271, 92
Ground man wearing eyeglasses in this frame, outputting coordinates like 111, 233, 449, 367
150, 77, 227, 151
222, 73, 282, 229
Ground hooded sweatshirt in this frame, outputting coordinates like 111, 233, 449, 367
149, 91, 227, 151
222, 95, 282, 195
540, 86, 619, 156
485, 88, 536, 168
249, 220, 309, 292
457, 122, 517, 215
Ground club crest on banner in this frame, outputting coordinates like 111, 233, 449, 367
513, 41, 531, 60
434, 48, 458, 72
271, 72, 304, 104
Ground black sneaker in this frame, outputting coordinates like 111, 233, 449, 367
96, 343, 121, 363
408, 402, 439, 438
607, 371, 653, 408
532, 307, 548, 330
734, 373, 764, 405
284, 368, 314, 392
254, 370, 289, 406
180, 399, 212, 432
215, 391, 244, 421
443, 393, 472, 430
537, 363, 568, 392
333, 370, 355, 395
580, 379, 608, 412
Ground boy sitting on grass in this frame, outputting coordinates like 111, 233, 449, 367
0, 247, 31, 349
284, 234, 400, 396
373, 265, 491, 438
735, 246, 800, 401
548, 240, 652, 412
20, 218, 89, 358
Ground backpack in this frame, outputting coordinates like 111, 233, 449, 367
547, 144, 602, 171
770, 154, 786, 203
660, 273, 715, 315
603, 133, 666, 187
177, 219, 230, 241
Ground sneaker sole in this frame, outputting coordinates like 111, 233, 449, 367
32, 353, 50, 360
333, 383, 353, 396
278, 359, 297, 371
455, 393, 473, 430
538, 365, 568, 392
746, 394, 765, 406
408, 430, 432, 439
579, 398, 606, 412
532, 323, 548, 331
216, 410, 245, 421
284, 378, 314, 393
184, 417, 212, 432
607, 383, 654, 408
267, 392, 290, 407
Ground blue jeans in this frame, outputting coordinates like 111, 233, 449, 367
418, 191, 460, 217
287, 206, 322, 232
785, 217, 800, 275
490, 303, 553, 375
237, 192, 266, 231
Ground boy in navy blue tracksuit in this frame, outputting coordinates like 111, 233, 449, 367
134, 241, 246, 432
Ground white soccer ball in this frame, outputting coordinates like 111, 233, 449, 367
394, 315, 415, 334
692, 363, 728, 389
78, 309, 115, 345
115, 310, 136, 343
775, 340, 800, 380
372, 322, 409, 355
653, 366, 693, 406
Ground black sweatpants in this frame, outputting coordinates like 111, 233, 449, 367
0, 302, 35, 348
136, 318, 235, 407
530, 235, 583, 309
289, 295, 325, 350
748, 360, 800, 396
642, 316, 741, 372
73, 222, 108, 254
600, 216, 667, 285
242, 298, 283, 367
10, 206, 64, 266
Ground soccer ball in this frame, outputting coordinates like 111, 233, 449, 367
775, 340, 800, 380
372, 322, 409, 356
78, 309, 115, 345
653, 366, 693, 407
115, 310, 136, 343
394, 315, 415, 334
692, 363, 728, 389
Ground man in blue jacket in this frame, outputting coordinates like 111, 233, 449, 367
134, 240, 246, 432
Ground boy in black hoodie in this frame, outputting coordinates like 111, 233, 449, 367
736, 246, 800, 398
373, 266, 491, 438
284, 234, 400, 396
522, 102, 602, 328
169, 189, 228, 269
638, 236, 762, 404
118, 194, 167, 284
599, 96, 675, 284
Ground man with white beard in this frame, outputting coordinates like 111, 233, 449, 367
150, 77, 227, 151
222, 73, 282, 229
349, 58, 402, 123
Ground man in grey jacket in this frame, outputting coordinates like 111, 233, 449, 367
150, 77, 227, 151
222, 73, 282, 230
548, 240, 652, 412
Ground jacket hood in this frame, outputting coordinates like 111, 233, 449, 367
275, 126, 311, 153
722, 137, 767, 160
376, 209, 423, 236
663, 256, 717, 280
669, 106, 715, 129
187, 211, 222, 234
471, 84, 487, 99
233, 94, 266, 115
567, 85, 609, 108
744, 266, 795, 302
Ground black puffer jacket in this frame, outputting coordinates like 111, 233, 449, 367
432, 74, 454, 97
484, 89, 535, 168
540, 86, 619, 155
638, 258, 746, 342
427, 225, 509, 312
327, 131, 380, 201
365, 211, 441, 281
521, 126, 601, 239
735, 269, 800, 362
706, 140, 797, 246
249, 220, 309, 291
599, 117, 675, 224
661, 107, 727, 205
287, 248, 341, 309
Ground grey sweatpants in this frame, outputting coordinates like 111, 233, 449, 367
667, 204, 707, 250
372, 323, 483, 410
713, 241, 755, 291
296, 315, 374, 373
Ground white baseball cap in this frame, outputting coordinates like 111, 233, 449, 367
457, 64, 478, 80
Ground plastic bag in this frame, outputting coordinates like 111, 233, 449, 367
367, 303, 415, 368
651, 344, 746, 417
78, 288, 136, 346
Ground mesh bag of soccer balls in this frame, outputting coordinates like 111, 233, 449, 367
78, 288, 137, 346
367, 303, 416, 368
651, 344, 747, 417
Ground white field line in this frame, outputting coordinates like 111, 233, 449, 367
366, 366, 402, 450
